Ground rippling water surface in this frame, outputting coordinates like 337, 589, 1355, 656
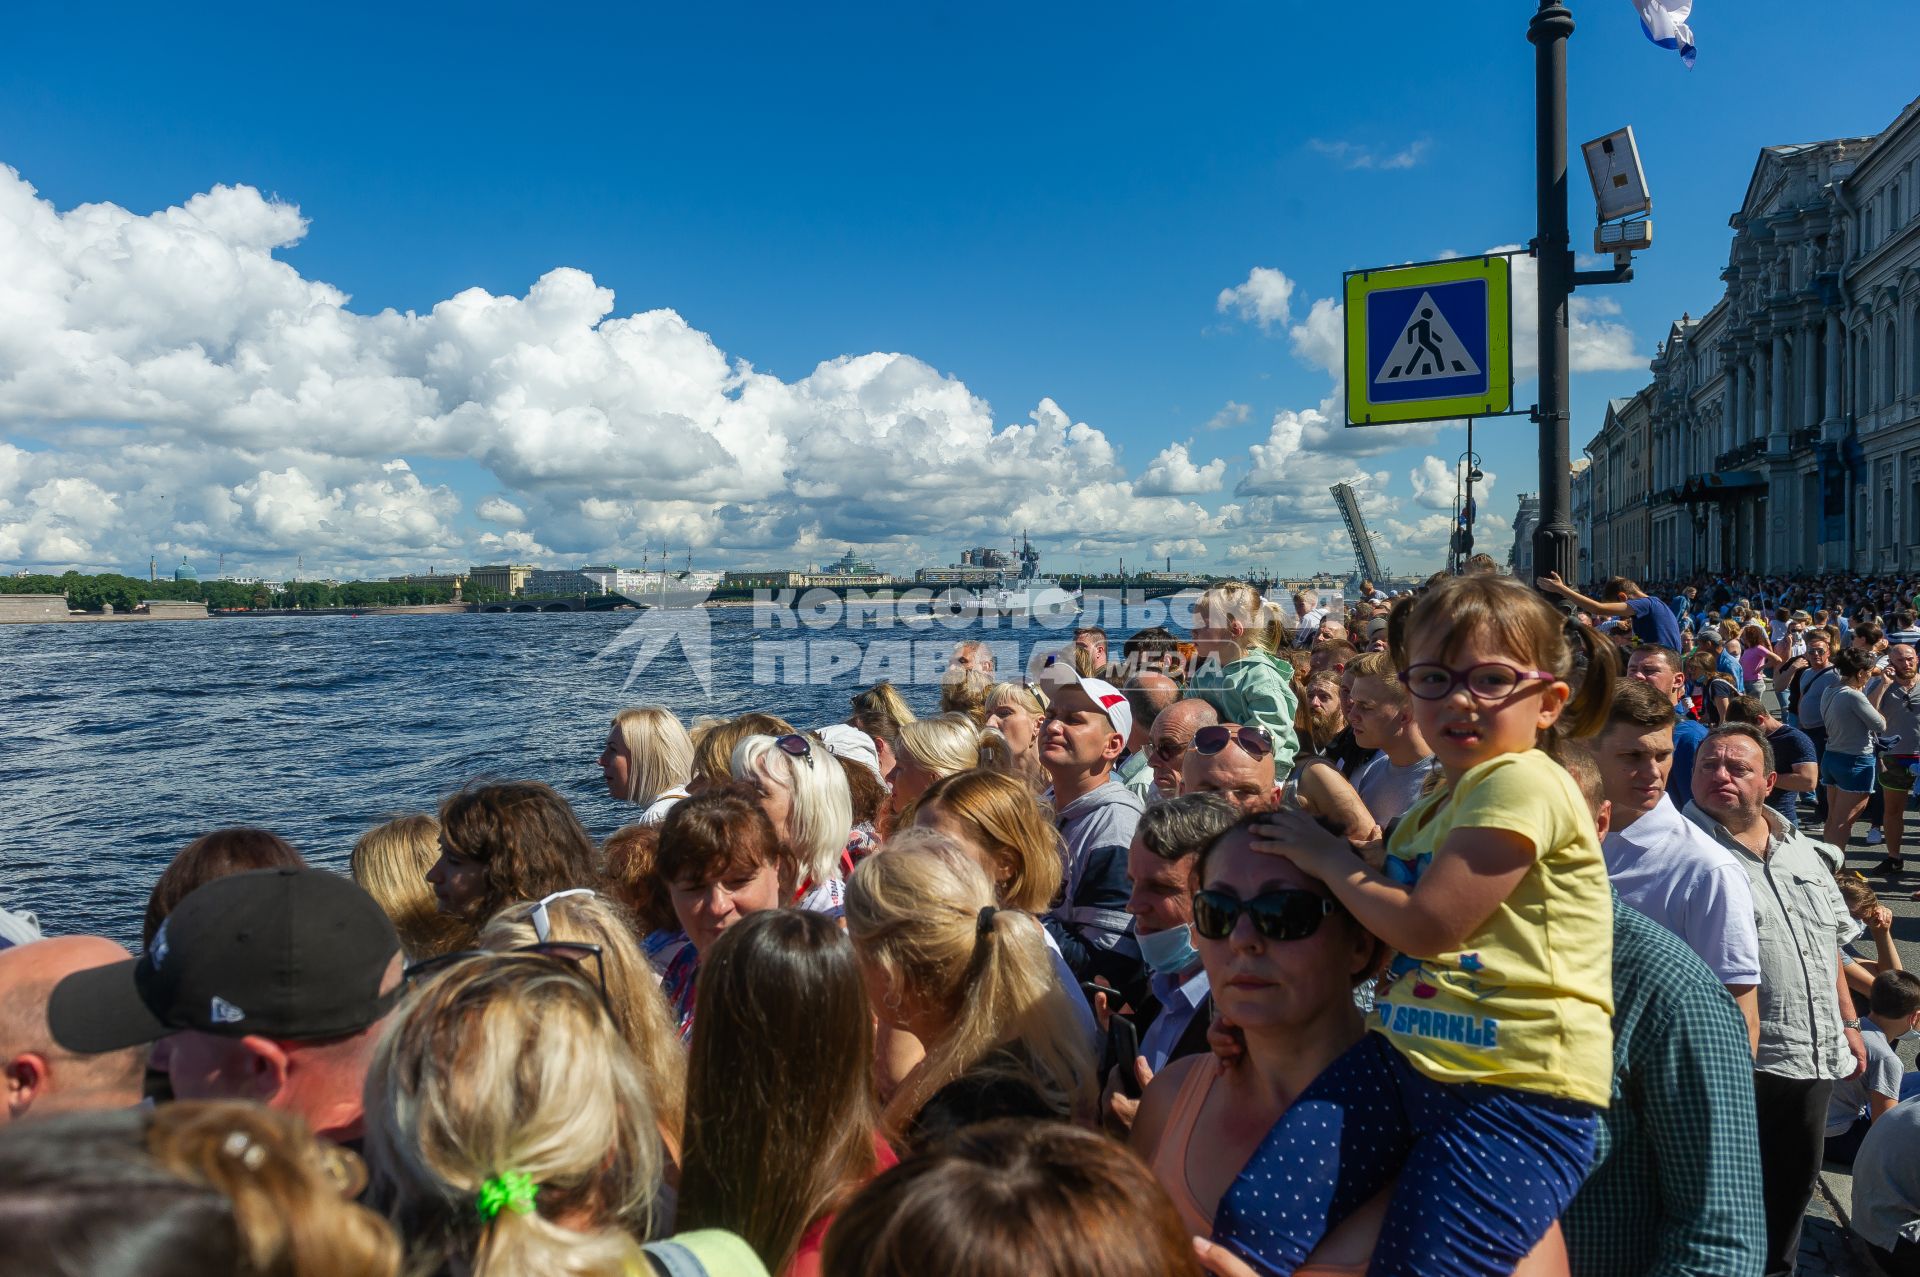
0, 606, 1125, 946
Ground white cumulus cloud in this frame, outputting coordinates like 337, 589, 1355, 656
1136, 442, 1226, 496
1216, 267, 1296, 332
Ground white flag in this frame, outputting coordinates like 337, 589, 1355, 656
1632, 0, 1697, 67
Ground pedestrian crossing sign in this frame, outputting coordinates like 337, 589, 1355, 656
1344, 254, 1512, 427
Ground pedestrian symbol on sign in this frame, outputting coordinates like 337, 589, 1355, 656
1378, 292, 1481, 383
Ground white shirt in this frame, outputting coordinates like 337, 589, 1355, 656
636, 786, 691, 827
1603, 794, 1763, 986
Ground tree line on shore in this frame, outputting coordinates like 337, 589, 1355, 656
3, 572, 511, 613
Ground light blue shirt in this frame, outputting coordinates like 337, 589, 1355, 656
1139, 963, 1210, 1072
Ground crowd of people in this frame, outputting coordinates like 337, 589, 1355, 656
2, 567, 1919, 1277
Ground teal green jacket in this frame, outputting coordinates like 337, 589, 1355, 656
1186, 648, 1301, 778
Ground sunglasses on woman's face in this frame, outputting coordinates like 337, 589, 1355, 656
1192, 888, 1336, 942
402, 942, 609, 1003
1191, 725, 1273, 759
775, 733, 815, 768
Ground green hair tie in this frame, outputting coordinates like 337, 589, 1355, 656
475, 1171, 538, 1221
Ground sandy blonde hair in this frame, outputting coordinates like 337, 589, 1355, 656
897, 713, 1014, 781
938, 668, 995, 725
845, 848, 1095, 1139
352, 815, 467, 960
912, 769, 1064, 913
479, 892, 686, 1149
1194, 581, 1291, 656
365, 958, 661, 1277
984, 680, 1047, 717
609, 707, 695, 806
733, 735, 855, 890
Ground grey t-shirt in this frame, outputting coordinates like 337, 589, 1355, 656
1824, 685, 1887, 756
1351, 752, 1438, 827
1827, 1025, 1904, 1136
1853, 1098, 1920, 1250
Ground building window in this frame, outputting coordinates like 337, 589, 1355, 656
1908, 455, 1920, 545
1888, 320, 1901, 405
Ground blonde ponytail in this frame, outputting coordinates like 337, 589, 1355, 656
1196, 581, 1293, 658
846, 846, 1095, 1139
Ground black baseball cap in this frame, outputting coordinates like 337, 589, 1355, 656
49, 866, 402, 1054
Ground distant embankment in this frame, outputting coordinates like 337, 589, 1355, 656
0, 595, 210, 624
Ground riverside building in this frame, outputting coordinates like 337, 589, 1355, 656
1582, 92, 1920, 580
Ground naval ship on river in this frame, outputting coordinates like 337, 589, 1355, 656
919, 533, 1082, 622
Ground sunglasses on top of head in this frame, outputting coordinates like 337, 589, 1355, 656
1191, 888, 1337, 942
402, 942, 610, 1004
1191, 725, 1273, 759
774, 733, 815, 767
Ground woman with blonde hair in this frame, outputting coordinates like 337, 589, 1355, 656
910, 769, 1062, 914
689, 713, 796, 794
1186, 580, 1301, 778
733, 734, 857, 913
599, 706, 696, 824
679, 910, 893, 1276
910, 769, 1098, 1046
848, 682, 916, 782
352, 814, 467, 960
364, 954, 663, 1277
982, 680, 1049, 793
845, 844, 1097, 1149
888, 713, 1014, 814
478, 890, 687, 1174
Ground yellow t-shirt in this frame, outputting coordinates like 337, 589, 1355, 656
1375, 748, 1614, 1108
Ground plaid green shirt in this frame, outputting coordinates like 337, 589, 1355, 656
1564, 898, 1765, 1277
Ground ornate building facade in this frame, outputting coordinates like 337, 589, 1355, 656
1588, 93, 1920, 580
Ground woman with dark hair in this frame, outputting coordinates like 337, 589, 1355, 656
678, 910, 892, 1276
424, 780, 602, 945
143, 827, 304, 947
655, 785, 802, 1038
821, 1120, 1200, 1277
1131, 816, 1385, 1245
1823, 647, 1887, 851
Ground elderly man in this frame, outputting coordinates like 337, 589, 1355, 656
1686, 725, 1867, 1277
1626, 643, 1709, 803
50, 868, 404, 1147
1146, 697, 1218, 799
947, 639, 995, 675
1179, 723, 1277, 812
1720, 694, 1819, 829
1103, 793, 1242, 1133
0, 937, 145, 1123
1592, 680, 1761, 1053
1117, 672, 1181, 807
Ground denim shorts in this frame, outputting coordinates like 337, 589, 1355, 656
1822, 751, 1878, 795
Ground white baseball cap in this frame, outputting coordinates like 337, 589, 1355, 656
813, 723, 884, 783
1033, 650, 1133, 740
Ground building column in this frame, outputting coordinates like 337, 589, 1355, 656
1770, 331, 1789, 448
1801, 323, 1819, 431
1824, 313, 1844, 425
1724, 365, 1742, 459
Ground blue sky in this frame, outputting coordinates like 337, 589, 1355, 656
2, 1, 1917, 580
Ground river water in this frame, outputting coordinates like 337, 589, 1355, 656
0, 599, 1170, 946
